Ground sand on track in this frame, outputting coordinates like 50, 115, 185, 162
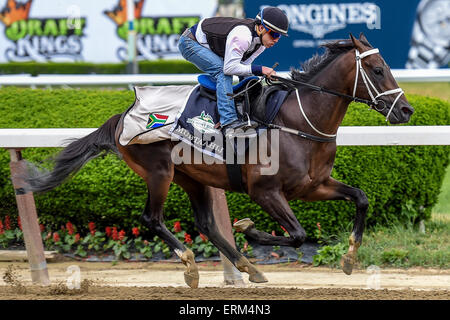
0, 261, 449, 300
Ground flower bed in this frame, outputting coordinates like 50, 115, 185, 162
0, 216, 317, 264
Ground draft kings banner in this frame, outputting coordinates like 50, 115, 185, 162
0, 0, 217, 62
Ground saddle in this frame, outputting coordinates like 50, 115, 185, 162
197, 74, 286, 125
195, 74, 292, 193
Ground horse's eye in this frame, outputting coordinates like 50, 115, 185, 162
374, 67, 384, 76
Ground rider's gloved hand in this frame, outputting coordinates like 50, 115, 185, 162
262, 66, 276, 79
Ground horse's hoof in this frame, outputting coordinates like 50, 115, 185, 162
184, 271, 199, 289
236, 256, 268, 283
177, 249, 199, 288
233, 218, 255, 232
340, 254, 354, 275
249, 271, 268, 283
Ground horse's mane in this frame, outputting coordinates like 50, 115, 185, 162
291, 39, 372, 82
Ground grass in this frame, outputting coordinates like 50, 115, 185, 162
433, 162, 450, 214
399, 82, 450, 102
320, 212, 450, 269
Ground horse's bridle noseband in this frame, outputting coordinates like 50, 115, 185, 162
353, 48, 404, 122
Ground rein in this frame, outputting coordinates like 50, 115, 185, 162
262, 47, 405, 142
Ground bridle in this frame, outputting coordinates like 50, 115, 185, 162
353, 48, 404, 122
265, 47, 405, 141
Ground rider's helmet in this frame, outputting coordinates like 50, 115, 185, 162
255, 6, 289, 38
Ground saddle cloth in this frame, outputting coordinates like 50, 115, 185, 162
118, 85, 195, 146
169, 85, 288, 161
118, 83, 289, 163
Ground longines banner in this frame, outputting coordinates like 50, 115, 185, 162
244, 0, 449, 69
0, 0, 217, 62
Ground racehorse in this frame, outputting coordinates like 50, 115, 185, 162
25, 34, 413, 288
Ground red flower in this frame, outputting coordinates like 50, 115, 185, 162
112, 227, 118, 241
132, 227, 140, 237
17, 216, 22, 231
118, 230, 126, 241
88, 222, 96, 236
174, 221, 182, 233
199, 233, 208, 243
105, 227, 112, 238
281, 225, 288, 233
184, 233, 192, 244
66, 222, 74, 235
316, 222, 321, 231
39, 224, 45, 233
233, 218, 238, 224
75, 233, 80, 243
5, 216, 11, 230
53, 232, 60, 243
0, 220, 4, 235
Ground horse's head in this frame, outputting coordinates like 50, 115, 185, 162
349, 33, 414, 124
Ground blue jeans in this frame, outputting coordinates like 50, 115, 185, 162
178, 35, 237, 126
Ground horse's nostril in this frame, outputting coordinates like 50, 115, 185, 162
401, 106, 414, 115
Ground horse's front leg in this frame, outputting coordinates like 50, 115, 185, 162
304, 177, 369, 275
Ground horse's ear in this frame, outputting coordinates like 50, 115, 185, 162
350, 33, 365, 52
359, 32, 372, 47
350, 33, 360, 48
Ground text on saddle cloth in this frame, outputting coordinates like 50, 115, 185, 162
169, 85, 289, 161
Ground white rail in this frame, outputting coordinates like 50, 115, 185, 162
0, 69, 449, 87
1, 126, 449, 148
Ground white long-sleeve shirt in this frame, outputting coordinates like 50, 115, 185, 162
194, 19, 265, 77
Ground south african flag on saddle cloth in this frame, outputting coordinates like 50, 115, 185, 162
146, 113, 169, 129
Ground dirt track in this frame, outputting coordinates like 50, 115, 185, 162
0, 261, 449, 300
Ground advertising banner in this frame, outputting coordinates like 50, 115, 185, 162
0, 0, 217, 62
244, 0, 449, 69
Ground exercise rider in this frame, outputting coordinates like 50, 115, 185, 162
178, 6, 289, 138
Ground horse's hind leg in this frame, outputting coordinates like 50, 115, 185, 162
121, 142, 199, 288
174, 171, 267, 284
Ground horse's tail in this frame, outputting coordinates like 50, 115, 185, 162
25, 113, 122, 193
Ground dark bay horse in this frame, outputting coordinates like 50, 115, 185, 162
26, 34, 413, 288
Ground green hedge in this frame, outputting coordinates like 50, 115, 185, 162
0, 87, 449, 239
0, 60, 200, 76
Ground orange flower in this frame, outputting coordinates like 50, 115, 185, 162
184, 233, 193, 244
174, 221, 182, 233
199, 233, 208, 243
53, 232, 60, 243
4, 216, 11, 230
118, 230, 126, 241
66, 222, 74, 235
112, 227, 118, 241
316, 222, 321, 231
88, 222, 96, 236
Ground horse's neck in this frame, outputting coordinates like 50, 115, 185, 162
281, 54, 353, 136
